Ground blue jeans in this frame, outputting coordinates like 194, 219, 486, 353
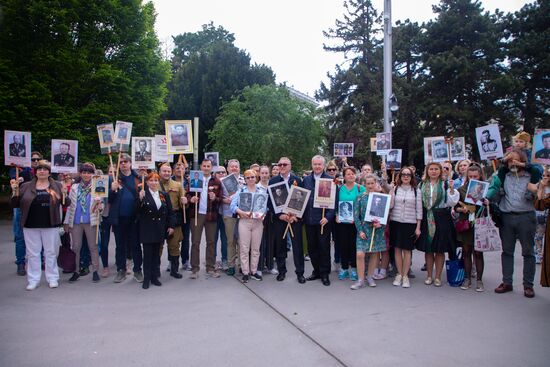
214, 215, 228, 261
180, 221, 191, 264
12, 208, 26, 265
113, 217, 142, 272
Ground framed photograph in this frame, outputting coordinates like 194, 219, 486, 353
431, 138, 449, 163
189, 170, 204, 193
113, 120, 133, 151
314, 178, 336, 209
333, 143, 354, 157
338, 201, 354, 223
131, 137, 155, 169
386, 149, 402, 170
464, 179, 489, 206
252, 193, 269, 219
475, 123, 503, 160
450, 137, 467, 161
424, 136, 444, 164
268, 181, 289, 214
92, 175, 109, 199
239, 192, 253, 212
166, 120, 193, 154
97, 123, 117, 154
283, 186, 311, 218
370, 137, 377, 152
4, 130, 31, 167
364, 192, 391, 225
51, 139, 78, 173
376, 132, 392, 152
532, 129, 550, 165
154, 135, 173, 163
205, 152, 220, 168
221, 173, 239, 196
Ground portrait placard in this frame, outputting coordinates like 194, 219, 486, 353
154, 135, 173, 163
333, 143, 354, 157
464, 179, 489, 206
4, 130, 31, 167
92, 175, 109, 199
376, 132, 392, 154
475, 123, 503, 160
252, 193, 269, 219
51, 139, 78, 173
338, 201, 354, 223
166, 120, 193, 154
189, 170, 204, 193
221, 173, 239, 196
268, 181, 289, 214
239, 192, 253, 212
314, 178, 335, 209
131, 137, 155, 169
97, 123, 117, 154
370, 137, 377, 152
364, 192, 391, 225
113, 120, 133, 151
431, 138, 449, 163
423, 136, 444, 164
532, 129, 550, 165
386, 149, 402, 170
450, 137, 467, 161
205, 152, 220, 168
283, 186, 311, 218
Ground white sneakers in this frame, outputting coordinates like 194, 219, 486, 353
402, 276, 410, 288
26, 283, 39, 291
393, 274, 411, 288
393, 274, 403, 286
48, 281, 59, 288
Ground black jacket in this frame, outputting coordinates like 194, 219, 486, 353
138, 189, 175, 244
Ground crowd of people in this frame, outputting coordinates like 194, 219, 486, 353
8, 132, 550, 297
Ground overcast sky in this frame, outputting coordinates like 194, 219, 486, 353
151, 0, 531, 97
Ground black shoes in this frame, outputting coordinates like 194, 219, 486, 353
69, 272, 80, 282
306, 273, 320, 281
242, 275, 249, 283
169, 256, 183, 279
92, 271, 100, 283
17, 263, 26, 276
151, 279, 162, 287
276, 273, 286, 281
142, 280, 150, 289
321, 276, 331, 286
79, 267, 90, 276
297, 275, 306, 284
251, 273, 263, 281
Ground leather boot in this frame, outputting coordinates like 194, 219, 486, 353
170, 256, 183, 279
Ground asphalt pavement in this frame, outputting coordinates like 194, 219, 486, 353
0, 220, 548, 367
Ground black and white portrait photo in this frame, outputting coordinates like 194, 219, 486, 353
4, 130, 31, 167
51, 139, 78, 173
376, 132, 392, 151
166, 120, 193, 154
475, 123, 503, 160
114, 120, 133, 147
386, 149, 402, 170
131, 137, 155, 169
338, 201, 354, 223
364, 192, 391, 225
252, 193, 268, 218
431, 139, 449, 163
205, 152, 219, 168
268, 181, 289, 214
239, 192, 253, 212
97, 123, 116, 154
333, 143, 354, 157
283, 186, 311, 218
221, 173, 239, 196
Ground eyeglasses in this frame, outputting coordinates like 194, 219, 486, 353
401, 173, 411, 177
31, 158, 40, 162
245, 176, 256, 180
277, 163, 289, 167
443, 167, 450, 171
327, 168, 337, 172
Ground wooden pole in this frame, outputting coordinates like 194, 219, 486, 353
181, 174, 187, 224
369, 227, 376, 252
115, 143, 122, 182
321, 207, 326, 234
283, 222, 290, 239
95, 210, 100, 245
15, 166, 19, 196
194, 192, 198, 226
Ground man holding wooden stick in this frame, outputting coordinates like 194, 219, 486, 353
268, 157, 306, 284
186, 159, 222, 279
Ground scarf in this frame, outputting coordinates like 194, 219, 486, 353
77, 182, 91, 214
421, 180, 445, 244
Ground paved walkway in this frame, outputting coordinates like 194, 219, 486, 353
0, 220, 548, 367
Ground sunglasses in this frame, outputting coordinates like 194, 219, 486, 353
327, 168, 337, 172
401, 173, 411, 177
245, 176, 256, 180
278, 163, 289, 167
31, 158, 41, 162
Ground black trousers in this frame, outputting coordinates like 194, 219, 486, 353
113, 217, 142, 272
143, 242, 161, 282
274, 219, 304, 276
335, 222, 357, 270
305, 224, 331, 276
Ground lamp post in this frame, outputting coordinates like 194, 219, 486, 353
383, 0, 393, 133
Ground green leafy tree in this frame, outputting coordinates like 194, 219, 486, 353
0, 0, 170, 168
209, 85, 324, 171
165, 24, 275, 155
502, 0, 550, 134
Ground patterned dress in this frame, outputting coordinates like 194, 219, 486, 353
354, 193, 387, 253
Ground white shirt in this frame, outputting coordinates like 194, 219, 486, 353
149, 189, 161, 210
314, 173, 322, 180
199, 175, 210, 214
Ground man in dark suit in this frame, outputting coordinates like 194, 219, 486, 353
302, 155, 335, 286
53, 142, 75, 167
9, 134, 26, 157
268, 157, 305, 284
134, 140, 152, 162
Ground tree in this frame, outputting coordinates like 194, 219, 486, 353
316, 0, 384, 166
418, 0, 516, 159
502, 0, 550, 134
165, 24, 275, 155
0, 0, 170, 167
209, 85, 324, 171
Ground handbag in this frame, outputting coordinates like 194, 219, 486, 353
455, 219, 470, 233
474, 206, 502, 252
57, 232, 76, 272
445, 249, 464, 287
